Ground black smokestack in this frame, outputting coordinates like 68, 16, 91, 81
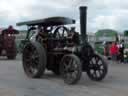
79, 6, 87, 42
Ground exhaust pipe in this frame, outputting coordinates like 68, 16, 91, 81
79, 6, 87, 43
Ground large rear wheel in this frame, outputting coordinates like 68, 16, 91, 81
22, 41, 46, 78
86, 54, 108, 81
60, 54, 82, 85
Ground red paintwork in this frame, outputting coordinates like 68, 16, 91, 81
0, 33, 16, 56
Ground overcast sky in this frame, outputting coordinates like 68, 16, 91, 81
0, 0, 127, 33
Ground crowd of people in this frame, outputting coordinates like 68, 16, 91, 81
104, 40, 125, 63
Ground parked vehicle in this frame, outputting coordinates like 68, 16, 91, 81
0, 26, 19, 59
95, 29, 118, 59
17, 6, 108, 85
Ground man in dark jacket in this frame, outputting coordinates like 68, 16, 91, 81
119, 40, 125, 63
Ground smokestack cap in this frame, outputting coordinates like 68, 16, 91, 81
79, 6, 87, 10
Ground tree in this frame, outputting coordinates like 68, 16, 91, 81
124, 30, 128, 36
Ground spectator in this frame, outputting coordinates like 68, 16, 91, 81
110, 42, 119, 61
117, 42, 121, 60
119, 40, 125, 63
103, 42, 109, 56
0, 28, 3, 52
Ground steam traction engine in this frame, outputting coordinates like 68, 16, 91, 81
17, 6, 108, 85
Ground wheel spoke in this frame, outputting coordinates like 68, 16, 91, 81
63, 62, 70, 72
98, 60, 102, 65
100, 65, 104, 69
29, 67, 38, 75
99, 70, 103, 75
72, 63, 78, 70
89, 69, 94, 75
92, 71, 96, 77
92, 58, 96, 64
69, 58, 73, 66
96, 70, 101, 77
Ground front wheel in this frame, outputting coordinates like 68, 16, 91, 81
60, 54, 82, 85
86, 54, 108, 81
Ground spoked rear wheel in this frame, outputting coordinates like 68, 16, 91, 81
22, 41, 46, 78
60, 54, 82, 85
87, 54, 108, 81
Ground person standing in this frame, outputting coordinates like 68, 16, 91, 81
0, 28, 3, 54
119, 40, 125, 63
103, 42, 109, 57
110, 42, 119, 61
